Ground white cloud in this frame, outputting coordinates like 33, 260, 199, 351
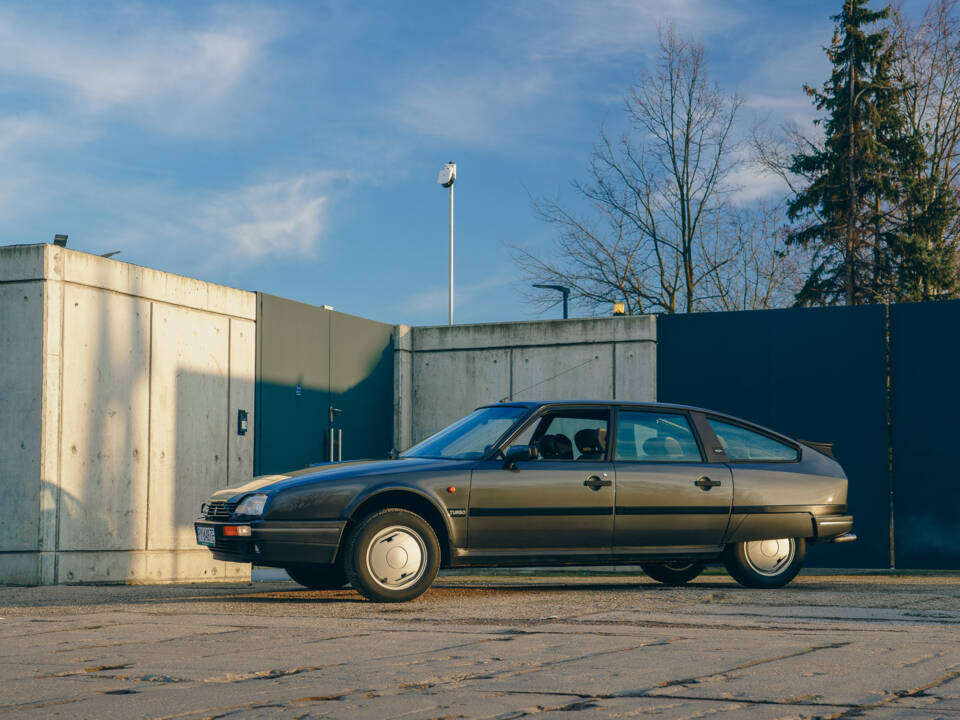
197, 175, 334, 262
0, 5, 281, 133
47, 170, 356, 277
391, 68, 554, 144
727, 161, 790, 205
399, 272, 515, 319
525, 0, 741, 61
0, 114, 86, 153
385, 0, 744, 146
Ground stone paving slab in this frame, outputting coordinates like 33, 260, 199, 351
1, 572, 959, 719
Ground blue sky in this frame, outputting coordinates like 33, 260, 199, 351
0, 0, 927, 325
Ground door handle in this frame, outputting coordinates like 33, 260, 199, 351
584, 476, 612, 490
694, 476, 722, 490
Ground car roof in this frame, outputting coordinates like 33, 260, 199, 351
478, 399, 709, 413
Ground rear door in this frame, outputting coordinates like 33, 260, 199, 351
612, 408, 732, 550
467, 407, 615, 551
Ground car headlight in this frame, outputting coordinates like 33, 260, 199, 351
234, 494, 268, 517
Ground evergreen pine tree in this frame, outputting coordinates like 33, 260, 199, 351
788, 0, 960, 305
788, 0, 893, 306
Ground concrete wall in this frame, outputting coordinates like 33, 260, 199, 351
395, 316, 657, 448
0, 244, 255, 584
1, 243, 659, 584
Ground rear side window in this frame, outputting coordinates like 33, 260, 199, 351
615, 410, 702, 462
708, 419, 798, 462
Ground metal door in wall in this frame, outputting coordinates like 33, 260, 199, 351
255, 294, 394, 475
255, 295, 330, 475
329, 310, 395, 462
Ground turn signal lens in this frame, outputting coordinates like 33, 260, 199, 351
223, 526, 252, 537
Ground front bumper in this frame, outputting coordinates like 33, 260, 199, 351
194, 519, 347, 566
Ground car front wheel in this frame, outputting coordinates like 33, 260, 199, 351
344, 509, 441, 602
641, 561, 706, 586
723, 537, 805, 588
284, 563, 349, 590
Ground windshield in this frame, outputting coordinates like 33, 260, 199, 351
402, 406, 529, 460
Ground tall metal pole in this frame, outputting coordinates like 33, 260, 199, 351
448, 182, 454, 326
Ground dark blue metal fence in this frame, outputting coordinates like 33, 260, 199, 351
657, 305, 891, 568
889, 300, 960, 569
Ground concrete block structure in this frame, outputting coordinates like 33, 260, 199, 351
1, 243, 659, 585
0, 244, 255, 584
395, 316, 657, 449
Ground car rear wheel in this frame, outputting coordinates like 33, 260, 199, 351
344, 509, 440, 602
640, 561, 706, 586
723, 537, 805, 588
284, 563, 349, 590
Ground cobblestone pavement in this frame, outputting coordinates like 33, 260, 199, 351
2, 572, 959, 719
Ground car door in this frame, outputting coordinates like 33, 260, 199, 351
467, 407, 614, 551
612, 408, 732, 550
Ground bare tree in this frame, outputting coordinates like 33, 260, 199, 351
892, 0, 960, 240
892, 0, 960, 189
697, 201, 810, 311
518, 27, 768, 314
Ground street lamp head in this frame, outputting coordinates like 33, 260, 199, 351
532, 284, 571, 320
438, 162, 456, 187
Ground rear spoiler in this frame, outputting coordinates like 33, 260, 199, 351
798, 440, 835, 460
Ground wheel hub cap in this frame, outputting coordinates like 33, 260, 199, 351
743, 538, 795, 576
366, 526, 427, 590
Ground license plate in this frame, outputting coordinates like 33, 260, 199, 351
196, 526, 215, 546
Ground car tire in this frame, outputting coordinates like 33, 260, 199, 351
640, 561, 706, 586
723, 537, 806, 589
344, 509, 441, 602
284, 563, 349, 590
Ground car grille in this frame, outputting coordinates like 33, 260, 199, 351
203, 501, 237, 520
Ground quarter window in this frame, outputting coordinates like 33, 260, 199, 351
615, 411, 702, 462
707, 419, 798, 462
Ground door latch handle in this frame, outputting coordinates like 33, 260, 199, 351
694, 476, 722, 490
584, 476, 612, 489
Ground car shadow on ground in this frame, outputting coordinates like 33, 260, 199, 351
190, 580, 745, 605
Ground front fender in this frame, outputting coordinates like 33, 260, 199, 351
344, 480, 467, 551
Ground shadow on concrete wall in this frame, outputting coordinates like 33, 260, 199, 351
255, 339, 394, 475
52, 267, 253, 584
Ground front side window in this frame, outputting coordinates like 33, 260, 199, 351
615, 410, 703, 462
402, 406, 528, 460
508, 409, 610, 461
707, 418, 798, 462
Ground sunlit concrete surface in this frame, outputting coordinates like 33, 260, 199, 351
2, 571, 959, 719
0, 244, 256, 585
396, 315, 656, 448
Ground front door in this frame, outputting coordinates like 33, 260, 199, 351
468, 408, 615, 551
612, 408, 732, 550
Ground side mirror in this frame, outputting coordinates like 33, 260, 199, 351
503, 444, 538, 470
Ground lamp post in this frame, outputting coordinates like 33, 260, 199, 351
533, 284, 570, 319
438, 162, 456, 325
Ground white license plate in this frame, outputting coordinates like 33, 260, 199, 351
196, 526, 215, 546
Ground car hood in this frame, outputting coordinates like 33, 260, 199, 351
210, 456, 466, 501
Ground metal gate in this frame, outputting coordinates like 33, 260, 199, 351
657, 305, 891, 568
889, 300, 960, 569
